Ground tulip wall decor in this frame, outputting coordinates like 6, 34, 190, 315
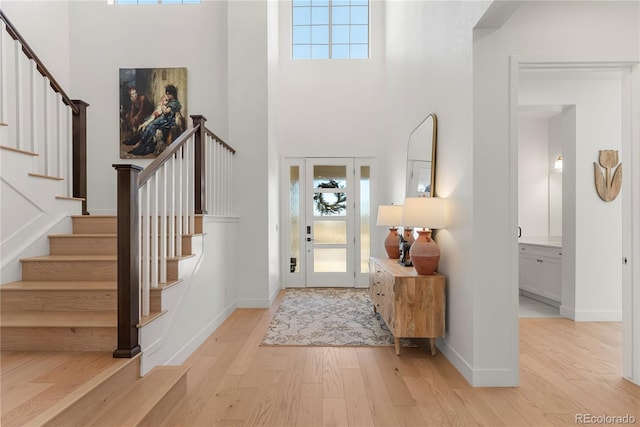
594, 150, 622, 202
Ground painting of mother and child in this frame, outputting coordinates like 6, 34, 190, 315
119, 67, 188, 159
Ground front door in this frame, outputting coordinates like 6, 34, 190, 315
305, 158, 355, 286
282, 157, 373, 288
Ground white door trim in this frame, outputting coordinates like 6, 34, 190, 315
510, 56, 640, 385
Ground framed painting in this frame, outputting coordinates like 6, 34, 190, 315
119, 67, 188, 159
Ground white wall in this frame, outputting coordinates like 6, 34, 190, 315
273, 0, 490, 383
520, 74, 623, 321
1, 1, 71, 90
473, 0, 639, 385
267, 0, 281, 304
228, 1, 271, 307
384, 0, 490, 383
273, 0, 394, 270
139, 218, 238, 375
64, 1, 230, 216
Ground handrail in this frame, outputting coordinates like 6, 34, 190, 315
204, 128, 235, 154
113, 116, 236, 358
137, 124, 200, 187
0, 10, 79, 115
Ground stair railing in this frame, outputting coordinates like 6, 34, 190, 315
113, 115, 235, 358
0, 10, 89, 214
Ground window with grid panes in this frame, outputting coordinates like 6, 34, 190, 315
292, 0, 369, 60
110, 0, 200, 4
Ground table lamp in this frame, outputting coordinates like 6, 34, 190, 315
402, 197, 446, 274
376, 204, 403, 259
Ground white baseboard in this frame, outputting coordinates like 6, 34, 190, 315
438, 338, 519, 387
437, 339, 474, 385
573, 310, 622, 322
269, 286, 281, 306
560, 305, 576, 319
237, 298, 271, 308
561, 305, 622, 321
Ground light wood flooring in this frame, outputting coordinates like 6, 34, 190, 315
2, 290, 639, 426
161, 291, 639, 426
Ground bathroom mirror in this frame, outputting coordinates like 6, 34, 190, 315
406, 113, 437, 197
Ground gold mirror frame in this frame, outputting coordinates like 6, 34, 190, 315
406, 113, 437, 197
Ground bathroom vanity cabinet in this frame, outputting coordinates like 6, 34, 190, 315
519, 243, 562, 305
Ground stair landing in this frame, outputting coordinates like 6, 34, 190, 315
0, 350, 187, 427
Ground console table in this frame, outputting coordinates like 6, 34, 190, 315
369, 257, 445, 355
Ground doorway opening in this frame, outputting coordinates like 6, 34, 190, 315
512, 62, 639, 385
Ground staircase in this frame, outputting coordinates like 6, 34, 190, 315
0, 212, 195, 425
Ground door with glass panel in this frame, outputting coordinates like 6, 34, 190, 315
282, 157, 372, 288
304, 158, 355, 286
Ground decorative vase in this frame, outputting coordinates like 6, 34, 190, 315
403, 227, 415, 245
384, 227, 400, 259
409, 229, 440, 275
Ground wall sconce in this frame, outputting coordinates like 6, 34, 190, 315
554, 155, 563, 171
402, 197, 446, 275
376, 204, 403, 259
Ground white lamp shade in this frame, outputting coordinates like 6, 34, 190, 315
402, 197, 446, 229
376, 205, 403, 226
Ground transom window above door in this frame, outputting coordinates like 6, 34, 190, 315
292, 0, 369, 60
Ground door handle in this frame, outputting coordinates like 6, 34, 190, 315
307, 226, 311, 234
307, 237, 313, 242
518, 226, 522, 238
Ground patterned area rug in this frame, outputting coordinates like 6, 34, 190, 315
261, 288, 413, 347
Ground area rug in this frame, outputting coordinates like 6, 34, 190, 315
261, 288, 414, 347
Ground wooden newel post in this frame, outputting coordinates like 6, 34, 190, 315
191, 115, 207, 215
72, 99, 90, 215
113, 164, 142, 359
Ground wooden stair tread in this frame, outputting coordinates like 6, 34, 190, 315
20, 353, 141, 427
28, 172, 64, 181
139, 310, 168, 327
1, 311, 117, 327
1, 280, 116, 290
49, 233, 116, 237
89, 365, 189, 427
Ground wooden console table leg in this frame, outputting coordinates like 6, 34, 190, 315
394, 337, 400, 356
429, 338, 436, 356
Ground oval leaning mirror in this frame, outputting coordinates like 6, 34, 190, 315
406, 113, 437, 197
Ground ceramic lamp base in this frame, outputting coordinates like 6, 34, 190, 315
403, 227, 415, 245
409, 229, 440, 275
384, 228, 400, 259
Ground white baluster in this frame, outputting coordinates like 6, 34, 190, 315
151, 174, 158, 289
188, 140, 195, 234
65, 106, 72, 196
169, 153, 176, 258
176, 148, 183, 257
160, 163, 167, 284
0, 22, 8, 124
55, 92, 62, 179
